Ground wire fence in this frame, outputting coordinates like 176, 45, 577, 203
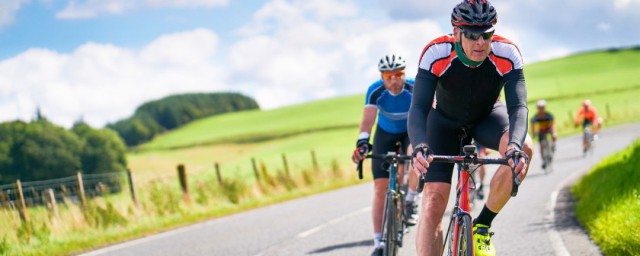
0, 172, 125, 209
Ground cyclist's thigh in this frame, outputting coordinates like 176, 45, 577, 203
372, 126, 406, 179
471, 102, 509, 151
424, 110, 464, 184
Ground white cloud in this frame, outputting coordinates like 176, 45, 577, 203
0, 29, 227, 127
230, 0, 443, 109
57, 0, 228, 19
0, 0, 28, 29
614, 0, 640, 10
596, 22, 611, 32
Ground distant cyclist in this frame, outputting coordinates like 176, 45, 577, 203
351, 54, 420, 256
408, 0, 534, 255
574, 99, 600, 153
530, 100, 557, 169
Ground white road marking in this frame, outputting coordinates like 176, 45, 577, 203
548, 164, 591, 256
297, 206, 371, 238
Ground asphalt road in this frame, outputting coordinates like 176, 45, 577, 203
79, 123, 639, 256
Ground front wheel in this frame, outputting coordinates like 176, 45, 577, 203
382, 193, 398, 256
455, 215, 474, 256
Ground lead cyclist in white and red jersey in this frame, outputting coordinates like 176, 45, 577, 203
408, 1, 534, 255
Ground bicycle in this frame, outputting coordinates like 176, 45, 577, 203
416, 145, 521, 256
357, 150, 412, 256
583, 124, 595, 157
540, 132, 555, 174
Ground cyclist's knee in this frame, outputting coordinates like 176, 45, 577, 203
373, 179, 388, 195
421, 186, 449, 216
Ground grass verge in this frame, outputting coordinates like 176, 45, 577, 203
571, 138, 640, 255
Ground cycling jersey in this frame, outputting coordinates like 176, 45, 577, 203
408, 34, 528, 150
575, 106, 598, 127
531, 112, 554, 133
365, 78, 415, 134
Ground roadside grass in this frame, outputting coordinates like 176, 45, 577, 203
571, 139, 640, 255
0, 157, 365, 255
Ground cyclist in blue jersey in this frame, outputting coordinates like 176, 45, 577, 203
352, 54, 420, 256
408, 1, 534, 255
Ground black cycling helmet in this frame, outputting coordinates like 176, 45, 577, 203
378, 54, 406, 72
451, 0, 497, 29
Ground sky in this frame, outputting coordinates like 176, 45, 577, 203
1, 0, 639, 128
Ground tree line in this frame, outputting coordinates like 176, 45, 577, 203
0, 118, 127, 184
107, 92, 259, 147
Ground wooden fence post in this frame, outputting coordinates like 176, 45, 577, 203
127, 168, 138, 206
251, 157, 260, 181
281, 154, 290, 177
214, 162, 223, 185
43, 188, 58, 218
311, 150, 319, 172
76, 172, 86, 208
15, 180, 28, 222
177, 164, 191, 204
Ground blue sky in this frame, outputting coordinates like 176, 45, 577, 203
1, 0, 639, 128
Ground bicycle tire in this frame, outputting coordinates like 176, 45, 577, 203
455, 215, 474, 256
541, 139, 552, 174
383, 193, 398, 256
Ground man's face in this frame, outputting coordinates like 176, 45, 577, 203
538, 106, 545, 112
381, 69, 405, 94
454, 27, 493, 62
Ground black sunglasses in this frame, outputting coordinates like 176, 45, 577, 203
459, 27, 494, 41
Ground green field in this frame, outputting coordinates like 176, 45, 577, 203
130, 48, 640, 184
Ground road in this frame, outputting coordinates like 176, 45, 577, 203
80, 123, 639, 256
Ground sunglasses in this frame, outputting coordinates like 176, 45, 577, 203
460, 27, 494, 41
381, 71, 405, 80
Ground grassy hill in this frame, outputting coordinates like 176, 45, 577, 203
128, 48, 640, 184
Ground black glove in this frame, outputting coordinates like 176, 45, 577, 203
505, 147, 529, 164
412, 144, 432, 159
356, 138, 372, 153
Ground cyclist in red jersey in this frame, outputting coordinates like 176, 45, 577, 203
408, 1, 534, 255
574, 99, 600, 152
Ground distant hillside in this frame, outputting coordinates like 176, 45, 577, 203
108, 92, 259, 147
137, 48, 640, 152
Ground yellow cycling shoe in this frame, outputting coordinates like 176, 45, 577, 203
473, 224, 496, 256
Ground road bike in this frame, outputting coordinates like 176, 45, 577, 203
416, 145, 521, 256
540, 132, 556, 174
583, 124, 595, 157
357, 149, 412, 256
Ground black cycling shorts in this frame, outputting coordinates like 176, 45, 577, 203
425, 102, 509, 184
371, 125, 410, 179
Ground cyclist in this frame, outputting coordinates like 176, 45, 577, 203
530, 99, 557, 169
574, 99, 599, 154
351, 54, 421, 256
407, 1, 534, 255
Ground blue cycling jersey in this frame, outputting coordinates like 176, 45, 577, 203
365, 78, 415, 134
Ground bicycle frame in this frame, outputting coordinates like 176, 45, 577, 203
451, 157, 474, 255
357, 151, 412, 256
416, 145, 518, 256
